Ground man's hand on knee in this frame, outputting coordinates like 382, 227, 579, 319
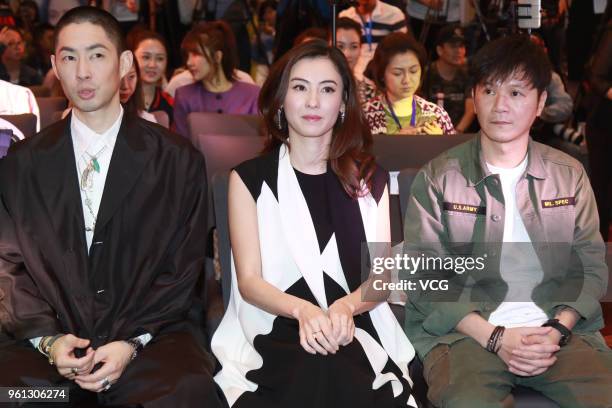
75, 341, 134, 393
51, 334, 96, 380
497, 327, 559, 376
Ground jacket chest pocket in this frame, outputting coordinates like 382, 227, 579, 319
444, 211, 487, 243
539, 206, 576, 242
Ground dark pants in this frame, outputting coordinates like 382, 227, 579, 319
423, 334, 612, 408
0, 331, 226, 408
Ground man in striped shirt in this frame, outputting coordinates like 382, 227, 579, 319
339, 0, 409, 79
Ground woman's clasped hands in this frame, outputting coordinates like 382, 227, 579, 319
293, 299, 356, 355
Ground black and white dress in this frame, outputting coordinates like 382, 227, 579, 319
211, 145, 417, 407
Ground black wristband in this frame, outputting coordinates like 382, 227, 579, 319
486, 326, 505, 353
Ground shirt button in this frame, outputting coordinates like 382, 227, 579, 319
215, 94, 222, 100
491, 214, 501, 222
217, 109, 223, 114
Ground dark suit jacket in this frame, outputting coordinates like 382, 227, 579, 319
0, 113, 208, 349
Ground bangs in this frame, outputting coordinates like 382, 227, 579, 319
481, 67, 535, 89
181, 33, 204, 57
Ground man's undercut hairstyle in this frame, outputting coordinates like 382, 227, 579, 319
53, 6, 126, 55
469, 34, 551, 95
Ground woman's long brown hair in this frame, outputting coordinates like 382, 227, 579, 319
259, 40, 376, 199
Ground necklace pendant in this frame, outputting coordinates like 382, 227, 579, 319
81, 165, 93, 190
92, 158, 100, 173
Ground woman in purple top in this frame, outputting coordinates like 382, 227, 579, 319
173, 21, 261, 137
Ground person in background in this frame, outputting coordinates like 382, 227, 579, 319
119, 57, 157, 123
16, 0, 40, 34
333, 17, 376, 102
173, 21, 260, 138
0, 26, 42, 86
421, 24, 474, 133
362, 32, 455, 135
0, 77, 40, 131
164, 21, 256, 98
339, 0, 408, 78
131, 30, 173, 123
25, 22, 54, 78
251, 0, 277, 86
212, 39, 417, 408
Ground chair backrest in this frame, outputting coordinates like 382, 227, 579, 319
212, 171, 232, 309
187, 112, 262, 141
28, 85, 50, 97
0, 114, 37, 138
195, 134, 265, 237
372, 133, 476, 171
151, 110, 169, 129
37, 97, 68, 129
398, 168, 420, 222
193, 134, 265, 180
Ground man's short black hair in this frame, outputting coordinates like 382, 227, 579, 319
469, 34, 551, 95
53, 6, 126, 55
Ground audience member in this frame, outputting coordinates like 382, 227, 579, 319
334, 17, 376, 102
212, 39, 417, 408
164, 20, 256, 98
0, 78, 41, 131
404, 34, 612, 407
16, 0, 40, 32
0, 7, 224, 406
339, 0, 408, 78
119, 58, 157, 123
173, 21, 260, 137
131, 30, 173, 122
25, 22, 54, 78
363, 32, 455, 134
421, 24, 474, 132
251, 0, 277, 86
0, 26, 42, 86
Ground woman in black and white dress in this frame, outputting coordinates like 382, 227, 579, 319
211, 40, 417, 408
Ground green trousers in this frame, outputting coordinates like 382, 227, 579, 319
423, 333, 612, 408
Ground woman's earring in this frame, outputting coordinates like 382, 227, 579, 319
339, 109, 345, 124
276, 106, 284, 130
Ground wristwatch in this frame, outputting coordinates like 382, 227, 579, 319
542, 318, 572, 346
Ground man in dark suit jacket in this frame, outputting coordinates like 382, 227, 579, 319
0, 7, 224, 407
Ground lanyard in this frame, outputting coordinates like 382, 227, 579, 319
358, 14, 373, 51
386, 95, 417, 130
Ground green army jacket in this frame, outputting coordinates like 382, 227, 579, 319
403, 135, 608, 360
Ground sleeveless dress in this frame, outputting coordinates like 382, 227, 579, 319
211, 145, 417, 408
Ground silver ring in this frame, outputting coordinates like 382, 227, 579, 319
104, 383, 111, 392
71, 367, 78, 375
101, 377, 111, 390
